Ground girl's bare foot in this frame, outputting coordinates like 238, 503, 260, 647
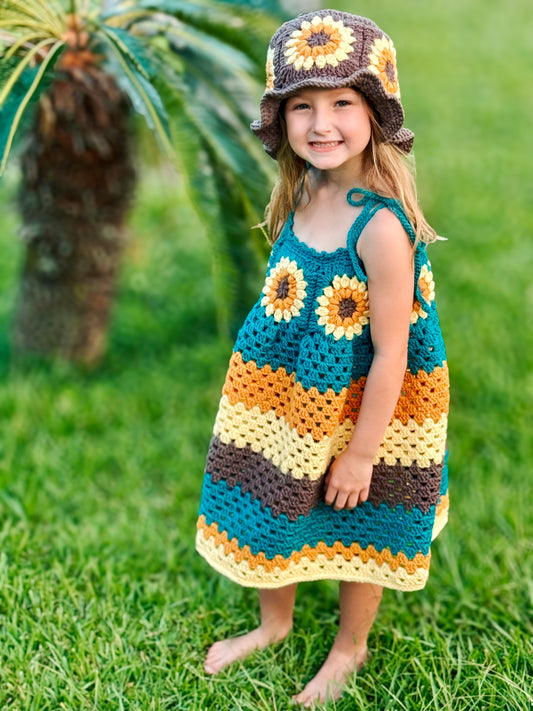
292, 643, 367, 707
204, 622, 292, 675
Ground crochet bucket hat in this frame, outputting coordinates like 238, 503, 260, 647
251, 10, 414, 158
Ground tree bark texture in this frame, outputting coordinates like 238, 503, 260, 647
14, 52, 136, 365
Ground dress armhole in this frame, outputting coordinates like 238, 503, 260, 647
347, 201, 387, 282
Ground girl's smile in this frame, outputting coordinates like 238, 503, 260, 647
308, 140, 344, 150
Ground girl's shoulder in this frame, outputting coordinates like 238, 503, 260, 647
357, 205, 413, 263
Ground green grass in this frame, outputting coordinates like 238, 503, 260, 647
0, 0, 532, 708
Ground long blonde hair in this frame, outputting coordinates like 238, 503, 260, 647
264, 97, 437, 246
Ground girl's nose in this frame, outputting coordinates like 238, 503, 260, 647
311, 107, 332, 134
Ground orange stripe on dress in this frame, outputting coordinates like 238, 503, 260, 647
223, 352, 449, 439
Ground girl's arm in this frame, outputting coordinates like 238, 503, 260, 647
324, 209, 414, 510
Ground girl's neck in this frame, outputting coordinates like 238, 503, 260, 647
307, 166, 367, 201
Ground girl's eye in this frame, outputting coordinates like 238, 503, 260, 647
336, 99, 351, 107
291, 102, 310, 111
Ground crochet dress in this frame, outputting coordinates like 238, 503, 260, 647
196, 189, 449, 592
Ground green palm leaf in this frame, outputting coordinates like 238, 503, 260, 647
0, 41, 64, 174
0, 0, 65, 35
170, 92, 237, 335
135, 15, 258, 76
0, 37, 60, 106
97, 27, 175, 161
106, 0, 280, 71
99, 25, 152, 81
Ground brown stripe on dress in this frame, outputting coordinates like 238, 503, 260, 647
206, 436, 326, 521
206, 436, 444, 520
369, 460, 443, 513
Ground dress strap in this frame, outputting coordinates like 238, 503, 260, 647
346, 188, 417, 278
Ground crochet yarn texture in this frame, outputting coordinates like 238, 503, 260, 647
196, 189, 449, 592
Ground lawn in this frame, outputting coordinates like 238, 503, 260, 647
0, 0, 531, 709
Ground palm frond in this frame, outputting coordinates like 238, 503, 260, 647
105, 0, 280, 68
150, 42, 273, 202
203, 140, 270, 335
0, 40, 64, 174
145, 29, 261, 155
38, 0, 67, 20
98, 6, 153, 25
160, 20, 256, 75
184, 95, 272, 209
0, 0, 66, 34
0, 37, 62, 106
174, 57, 258, 139
98, 24, 151, 80
0, 18, 63, 38
96, 27, 175, 162
189, 102, 251, 176
169, 91, 236, 335
101, 0, 210, 24
153, 63, 273, 334
3, 31, 47, 60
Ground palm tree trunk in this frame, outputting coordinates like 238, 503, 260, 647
14, 52, 136, 365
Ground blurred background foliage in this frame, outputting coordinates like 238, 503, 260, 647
0, 0, 531, 709
0, 0, 284, 364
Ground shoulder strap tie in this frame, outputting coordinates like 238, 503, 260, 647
346, 188, 430, 308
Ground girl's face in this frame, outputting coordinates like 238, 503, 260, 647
283, 87, 371, 177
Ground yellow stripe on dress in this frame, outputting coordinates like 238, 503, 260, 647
214, 394, 448, 479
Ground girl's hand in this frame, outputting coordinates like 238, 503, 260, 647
324, 449, 374, 511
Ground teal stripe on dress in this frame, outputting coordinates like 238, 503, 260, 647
199, 474, 436, 559
440, 451, 449, 495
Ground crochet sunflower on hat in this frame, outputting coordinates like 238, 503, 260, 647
284, 14, 356, 70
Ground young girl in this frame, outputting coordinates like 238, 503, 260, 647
196, 9, 449, 706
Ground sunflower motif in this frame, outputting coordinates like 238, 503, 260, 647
261, 257, 307, 323
284, 14, 355, 71
411, 264, 435, 323
316, 275, 369, 340
367, 35, 400, 97
265, 46, 275, 90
